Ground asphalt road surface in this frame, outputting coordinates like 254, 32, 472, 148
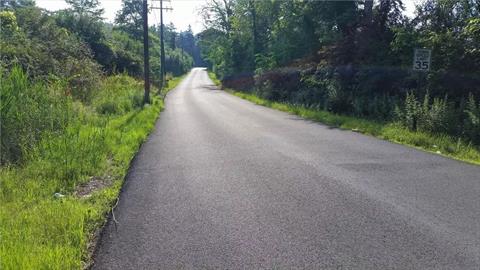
93, 68, 480, 269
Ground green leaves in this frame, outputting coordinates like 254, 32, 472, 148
115, 0, 143, 39
65, 0, 104, 19
465, 94, 480, 143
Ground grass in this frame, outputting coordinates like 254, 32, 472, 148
207, 71, 221, 86
208, 72, 480, 166
0, 71, 184, 269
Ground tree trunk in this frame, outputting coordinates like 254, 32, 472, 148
364, 0, 373, 24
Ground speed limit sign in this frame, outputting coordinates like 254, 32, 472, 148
413, 49, 431, 71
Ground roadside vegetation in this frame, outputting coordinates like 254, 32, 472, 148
1, 70, 159, 269
0, 68, 184, 268
200, 0, 480, 163
0, 0, 192, 268
210, 72, 480, 165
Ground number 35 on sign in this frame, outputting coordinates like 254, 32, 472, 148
413, 48, 431, 71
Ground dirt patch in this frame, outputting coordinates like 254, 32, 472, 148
75, 175, 113, 198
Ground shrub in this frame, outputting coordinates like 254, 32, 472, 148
255, 68, 301, 101
0, 6, 101, 103
464, 94, 480, 144
222, 72, 255, 91
296, 67, 331, 109
396, 92, 458, 135
417, 93, 454, 134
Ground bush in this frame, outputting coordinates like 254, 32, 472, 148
255, 68, 301, 101
395, 92, 458, 135
296, 67, 331, 109
0, 7, 101, 103
255, 65, 401, 118
464, 94, 480, 144
222, 72, 255, 91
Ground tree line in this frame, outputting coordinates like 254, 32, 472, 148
199, 0, 480, 145
0, 0, 201, 102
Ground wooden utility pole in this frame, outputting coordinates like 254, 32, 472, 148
160, 0, 166, 88
143, 0, 150, 104
152, 0, 172, 88
249, 0, 259, 69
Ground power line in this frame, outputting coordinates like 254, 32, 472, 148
143, 0, 172, 103
151, 0, 172, 89
151, 1, 161, 87
142, 0, 150, 104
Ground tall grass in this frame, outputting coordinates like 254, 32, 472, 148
93, 75, 144, 115
0, 67, 68, 164
0, 68, 183, 269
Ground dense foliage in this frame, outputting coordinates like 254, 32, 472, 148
199, 0, 480, 144
0, 0, 200, 165
0, 0, 195, 98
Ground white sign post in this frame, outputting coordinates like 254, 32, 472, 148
413, 48, 431, 72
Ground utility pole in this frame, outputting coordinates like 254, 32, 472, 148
160, 0, 166, 88
152, 0, 172, 88
249, 0, 258, 69
142, 0, 150, 104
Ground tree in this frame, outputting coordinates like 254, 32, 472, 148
65, 0, 104, 19
165, 23, 177, 50
115, 0, 144, 39
364, 0, 374, 24
376, 0, 405, 30
56, 0, 113, 72
0, 0, 34, 9
201, 0, 234, 33
179, 26, 195, 57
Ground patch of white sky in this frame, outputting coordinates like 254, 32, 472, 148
36, 0, 206, 33
36, 0, 422, 34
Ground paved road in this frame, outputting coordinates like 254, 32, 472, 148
93, 68, 480, 269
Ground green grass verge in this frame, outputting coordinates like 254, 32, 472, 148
0, 73, 184, 269
208, 72, 480, 165
207, 71, 221, 86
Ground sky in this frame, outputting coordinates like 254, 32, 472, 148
36, 0, 206, 33
36, 0, 419, 34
